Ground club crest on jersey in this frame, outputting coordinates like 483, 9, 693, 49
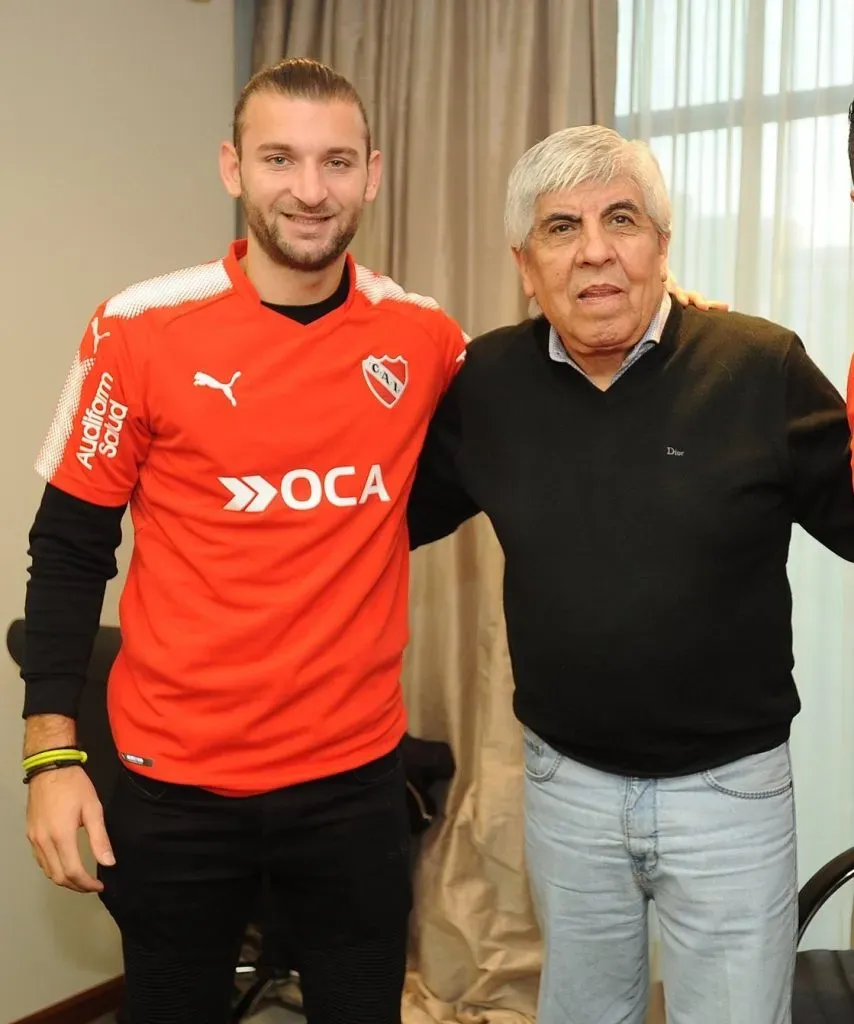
362, 355, 408, 408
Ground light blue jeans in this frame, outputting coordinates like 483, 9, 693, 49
523, 729, 798, 1024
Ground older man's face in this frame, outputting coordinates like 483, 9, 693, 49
513, 177, 669, 357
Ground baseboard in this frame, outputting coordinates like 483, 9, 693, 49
9, 976, 124, 1024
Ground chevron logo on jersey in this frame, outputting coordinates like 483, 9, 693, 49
362, 355, 408, 408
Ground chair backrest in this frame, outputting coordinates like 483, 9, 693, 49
6, 618, 123, 804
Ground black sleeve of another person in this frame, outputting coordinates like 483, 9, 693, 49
784, 335, 854, 559
21, 484, 125, 719
407, 376, 481, 549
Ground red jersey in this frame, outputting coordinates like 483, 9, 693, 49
36, 241, 466, 794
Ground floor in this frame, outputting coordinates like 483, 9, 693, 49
90, 982, 664, 1023
93, 998, 665, 1023
94, 1009, 303, 1023
93, 998, 663, 1024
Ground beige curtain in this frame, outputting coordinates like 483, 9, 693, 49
253, 3, 618, 1021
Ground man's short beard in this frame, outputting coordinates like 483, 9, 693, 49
242, 196, 362, 272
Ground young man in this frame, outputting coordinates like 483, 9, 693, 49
22, 58, 465, 1024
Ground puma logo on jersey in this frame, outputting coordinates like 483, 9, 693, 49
362, 356, 408, 408
194, 370, 241, 407
91, 317, 111, 354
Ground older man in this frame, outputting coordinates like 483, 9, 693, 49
408, 125, 854, 1024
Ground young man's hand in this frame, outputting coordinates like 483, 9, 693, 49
26, 766, 114, 893
665, 271, 730, 311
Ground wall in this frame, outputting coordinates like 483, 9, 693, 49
0, 1, 235, 1018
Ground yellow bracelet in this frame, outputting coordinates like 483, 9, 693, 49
22, 748, 88, 773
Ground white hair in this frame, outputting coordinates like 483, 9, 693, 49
504, 125, 672, 248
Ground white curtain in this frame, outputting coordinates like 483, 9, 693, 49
617, 0, 854, 952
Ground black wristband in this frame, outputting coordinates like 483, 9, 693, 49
23, 760, 86, 785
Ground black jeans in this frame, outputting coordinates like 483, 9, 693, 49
99, 745, 412, 1024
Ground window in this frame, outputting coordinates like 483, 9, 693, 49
615, 0, 854, 383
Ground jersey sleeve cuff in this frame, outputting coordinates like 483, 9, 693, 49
39, 471, 131, 509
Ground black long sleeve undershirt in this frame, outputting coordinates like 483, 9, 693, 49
22, 484, 125, 718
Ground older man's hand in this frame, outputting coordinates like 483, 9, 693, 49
665, 271, 730, 311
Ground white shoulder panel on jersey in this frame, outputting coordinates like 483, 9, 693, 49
35, 353, 97, 482
104, 259, 232, 319
354, 264, 443, 311
35, 261, 231, 482
354, 264, 470, 348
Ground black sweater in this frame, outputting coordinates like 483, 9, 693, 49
407, 303, 854, 777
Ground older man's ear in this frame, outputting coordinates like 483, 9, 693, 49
663, 267, 730, 311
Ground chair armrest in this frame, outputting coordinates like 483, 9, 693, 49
798, 846, 854, 942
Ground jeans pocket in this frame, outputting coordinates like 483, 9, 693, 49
120, 765, 169, 801
522, 727, 562, 783
702, 743, 792, 799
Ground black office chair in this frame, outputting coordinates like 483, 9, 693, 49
6, 618, 454, 1023
794, 847, 854, 1022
